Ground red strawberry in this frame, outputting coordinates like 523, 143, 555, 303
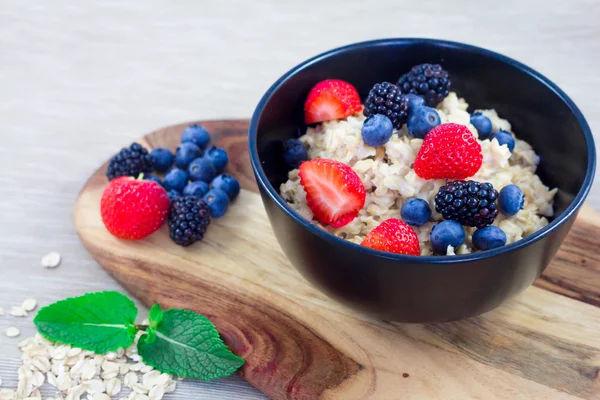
304, 79, 362, 124
298, 159, 366, 228
414, 123, 483, 180
100, 176, 170, 240
361, 218, 420, 255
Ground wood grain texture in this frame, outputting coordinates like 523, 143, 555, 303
74, 120, 600, 400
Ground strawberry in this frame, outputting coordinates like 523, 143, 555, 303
413, 123, 483, 180
304, 79, 362, 124
361, 218, 420, 255
298, 159, 366, 228
100, 176, 170, 240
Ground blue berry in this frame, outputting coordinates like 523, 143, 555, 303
181, 125, 210, 150
406, 106, 441, 139
175, 142, 202, 169
470, 112, 493, 139
203, 189, 229, 218
361, 114, 394, 146
204, 147, 228, 172
490, 130, 515, 152
405, 94, 425, 114
401, 198, 431, 226
163, 168, 188, 191
188, 158, 216, 183
498, 184, 524, 216
167, 189, 182, 200
430, 220, 465, 254
211, 174, 240, 200
149, 148, 174, 173
145, 174, 163, 187
183, 181, 210, 197
472, 226, 507, 250
283, 138, 308, 169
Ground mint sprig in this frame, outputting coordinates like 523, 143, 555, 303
34, 291, 138, 354
139, 308, 244, 380
34, 291, 244, 380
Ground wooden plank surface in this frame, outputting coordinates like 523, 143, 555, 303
73, 120, 600, 400
2, 1, 600, 398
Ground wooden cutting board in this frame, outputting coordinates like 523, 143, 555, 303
73, 120, 600, 400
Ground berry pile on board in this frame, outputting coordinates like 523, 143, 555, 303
101, 124, 240, 247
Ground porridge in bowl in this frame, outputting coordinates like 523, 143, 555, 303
279, 65, 556, 256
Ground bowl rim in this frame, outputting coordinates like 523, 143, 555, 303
248, 37, 596, 265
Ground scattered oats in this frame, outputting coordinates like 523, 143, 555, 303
81, 361, 96, 381
148, 385, 165, 400
129, 354, 142, 362
83, 379, 106, 394
32, 356, 51, 373
164, 380, 176, 393
93, 394, 110, 400
52, 345, 70, 360
22, 299, 37, 312
129, 363, 144, 372
31, 370, 44, 387
67, 383, 85, 399
123, 371, 138, 388
47, 371, 59, 387
100, 370, 118, 380
57, 372, 73, 391
68, 348, 82, 357
42, 251, 61, 268
101, 361, 119, 372
0, 389, 16, 400
18, 337, 35, 348
70, 359, 85, 377
9, 306, 27, 317
139, 365, 153, 374
31, 388, 41, 397
119, 364, 130, 375
5, 327, 20, 338
17, 377, 32, 398
106, 378, 121, 397
18, 365, 32, 380
142, 370, 161, 390
131, 382, 148, 394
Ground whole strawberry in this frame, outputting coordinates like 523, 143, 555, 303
361, 218, 420, 255
304, 79, 362, 124
101, 176, 170, 240
414, 123, 482, 180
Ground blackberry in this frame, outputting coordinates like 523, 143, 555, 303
363, 82, 409, 129
397, 64, 451, 107
106, 143, 154, 181
434, 180, 499, 228
168, 196, 211, 246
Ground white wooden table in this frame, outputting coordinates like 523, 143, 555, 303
1, 1, 598, 398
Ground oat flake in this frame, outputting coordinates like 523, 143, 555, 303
5, 327, 20, 337
41, 251, 61, 268
22, 298, 37, 312
9, 306, 27, 317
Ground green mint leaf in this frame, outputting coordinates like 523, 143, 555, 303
138, 309, 244, 380
34, 291, 138, 353
148, 304, 163, 330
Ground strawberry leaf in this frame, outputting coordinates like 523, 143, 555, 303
34, 291, 138, 353
138, 309, 244, 380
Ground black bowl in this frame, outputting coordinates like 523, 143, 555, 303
249, 38, 596, 323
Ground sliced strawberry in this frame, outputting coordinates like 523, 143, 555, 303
304, 79, 362, 124
361, 218, 420, 255
298, 159, 366, 228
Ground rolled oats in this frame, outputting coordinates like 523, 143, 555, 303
106, 378, 122, 396
22, 299, 37, 312
9, 306, 27, 317
41, 251, 61, 268
5, 327, 20, 338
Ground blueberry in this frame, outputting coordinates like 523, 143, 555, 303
401, 198, 432, 226
203, 189, 229, 218
163, 168, 189, 191
498, 184, 524, 216
175, 142, 202, 168
362, 114, 394, 146
149, 148, 174, 173
472, 226, 507, 250
405, 94, 425, 114
407, 106, 441, 139
145, 174, 163, 187
204, 146, 228, 172
282, 138, 308, 169
470, 112, 493, 139
167, 189, 182, 200
181, 124, 210, 150
430, 220, 465, 254
211, 174, 240, 200
490, 130, 515, 152
188, 158, 216, 183
183, 181, 210, 197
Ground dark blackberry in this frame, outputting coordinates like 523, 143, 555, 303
106, 143, 154, 181
397, 64, 451, 107
434, 180, 499, 228
363, 82, 409, 129
168, 196, 211, 246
